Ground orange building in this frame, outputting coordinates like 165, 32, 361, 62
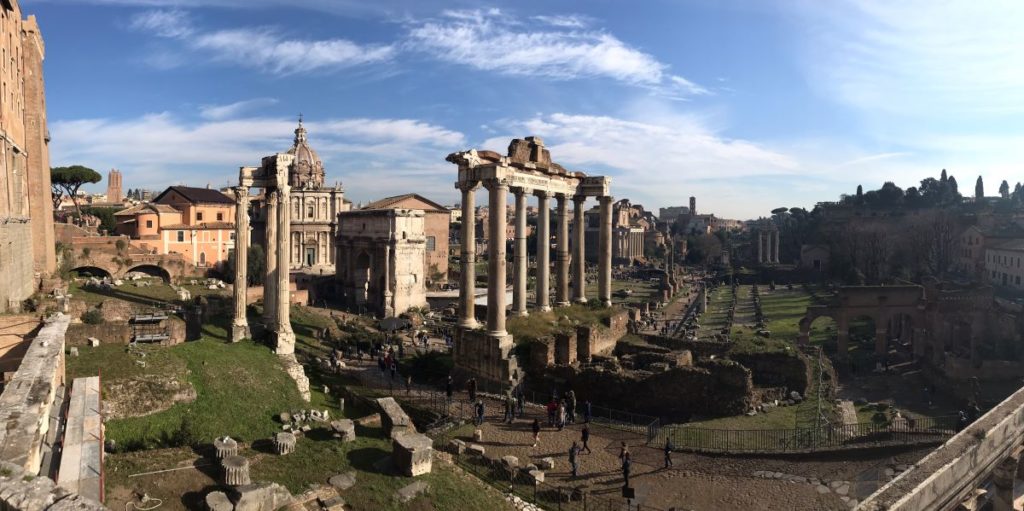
114, 186, 236, 268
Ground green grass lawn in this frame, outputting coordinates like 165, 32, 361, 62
506, 303, 617, 342
68, 278, 230, 307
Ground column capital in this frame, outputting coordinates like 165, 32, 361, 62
572, 194, 587, 205
599, 195, 614, 205
483, 178, 510, 191
457, 180, 481, 193
510, 186, 531, 196
534, 189, 550, 199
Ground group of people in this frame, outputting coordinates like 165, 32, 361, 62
545, 390, 591, 430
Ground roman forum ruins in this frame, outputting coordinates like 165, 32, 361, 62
446, 136, 612, 383
758, 224, 781, 264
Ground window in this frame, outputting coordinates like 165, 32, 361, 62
199, 252, 206, 266
197, 212, 204, 221
177, 231, 185, 242
426, 236, 436, 252
230, 232, 235, 240
146, 220, 153, 228
307, 205, 314, 218
217, 212, 223, 221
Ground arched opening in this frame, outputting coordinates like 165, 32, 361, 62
887, 312, 916, 361
355, 251, 370, 270
126, 264, 171, 283
807, 315, 839, 354
199, 252, 207, 266
71, 266, 111, 280
848, 314, 878, 368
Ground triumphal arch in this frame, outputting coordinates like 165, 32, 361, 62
447, 136, 613, 384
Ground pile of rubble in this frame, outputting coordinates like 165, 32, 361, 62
278, 408, 331, 433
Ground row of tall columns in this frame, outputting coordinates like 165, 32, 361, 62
758, 230, 781, 264
230, 183, 294, 354
231, 187, 251, 342
456, 182, 613, 335
555, 195, 570, 307
598, 196, 613, 307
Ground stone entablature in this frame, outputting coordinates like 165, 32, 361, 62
447, 137, 613, 384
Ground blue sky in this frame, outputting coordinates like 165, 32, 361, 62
27, 0, 1024, 219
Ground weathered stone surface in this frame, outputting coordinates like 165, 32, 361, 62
355, 413, 381, 427
214, 436, 238, 459
473, 429, 483, 442
318, 496, 346, 511
392, 432, 433, 477
528, 469, 545, 485
328, 471, 357, 491
467, 444, 486, 456
231, 482, 294, 511
448, 439, 466, 455
376, 397, 414, 439
274, 432, 296, 455
538, 457, 555, 470
205, 491, 234, 511
222, 455, 251, 486
330, 419, 356, 442
395, 481, 429, 503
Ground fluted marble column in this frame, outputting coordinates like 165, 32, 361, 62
263, 191, 278, 329
458, 183, 479, 328
758, 232, 764, 264
486, 180, 508, 336
383, 244, 393, 317
275, 184, 295, 355
535, 191, 551, 311
598, 196, 613, 307
512, 188, 529, 316
774, 231, 780, 263
231, 186, 250, 342
555, 194, 570, 307
572, 196, 587, 303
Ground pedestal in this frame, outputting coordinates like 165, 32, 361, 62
222, 455, 251, 486
214, 436, 238, 459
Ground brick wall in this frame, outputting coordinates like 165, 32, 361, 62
0, 221, 36, 312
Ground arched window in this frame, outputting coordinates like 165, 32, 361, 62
199, 252, 206, 266
307, 205, 314, 218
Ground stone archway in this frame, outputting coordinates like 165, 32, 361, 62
125, 264, 171, 283
70, 266, 112, 279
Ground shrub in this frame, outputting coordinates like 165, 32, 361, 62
115, 239, 127, 252
81, 309, 104, 325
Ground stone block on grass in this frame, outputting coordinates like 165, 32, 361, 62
392, 432, 433, 477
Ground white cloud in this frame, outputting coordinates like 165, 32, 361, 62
130, 9, 394, 74
794, 0, 1024, 119
129, 8, 192, 38
49, 112, 466, 203
531, 14, 590, 29
199, 98, 279, 120
406, 9, 707, 97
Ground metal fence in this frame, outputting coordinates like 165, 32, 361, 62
435, 433, 668, 511
661, 415, 958, 454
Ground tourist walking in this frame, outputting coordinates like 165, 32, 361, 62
622, 452, 632, 487
515, 386, 525, 418
504, 393, 516, 424
566, 390, 577, 424
618, 441, 629, 462
390, 362, 397, 381
557, 400, 566, 431
581, 424, 592, 454
531, 418, 541, 447
468, 377, 477, 402
405, 374, 412, 395
664, 437, 674, 468
445, 375, 454, 404
583, 399, 592, 423
546, 398, 558, 427
569, 441, 580, 477
475, 400, 486, 426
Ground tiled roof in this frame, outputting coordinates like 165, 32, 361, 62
154, 186, 234, 205
361, 193, 448, 212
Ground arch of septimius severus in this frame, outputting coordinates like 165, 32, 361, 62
447, 136, 613, 384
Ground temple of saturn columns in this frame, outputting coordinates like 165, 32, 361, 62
446, 136, 613, 384
757, 225, 780, 264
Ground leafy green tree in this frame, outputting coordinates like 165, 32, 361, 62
975, 175, 984, 199
81, 207, 117, 233
51, 165, 101, 220
999, 180, 1010, 199
225, 244, 266, 286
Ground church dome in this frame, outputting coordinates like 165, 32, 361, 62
287, 118, 325, 189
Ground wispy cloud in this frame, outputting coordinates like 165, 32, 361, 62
199, 98, 279, 120
531, 14, 590, 29
130, 9, 394, 74
794, 0, 1024, 119
406, 9, 707, 98
49, 111, 465, 201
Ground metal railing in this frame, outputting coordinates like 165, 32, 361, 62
660, 415, 958, 454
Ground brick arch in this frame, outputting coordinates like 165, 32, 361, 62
125, 264, 171, 283
799, 285, 927, 360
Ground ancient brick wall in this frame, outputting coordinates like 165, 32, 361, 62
0, 221, 36, 312
576, 309, 629, 362
729, 351, 812, 394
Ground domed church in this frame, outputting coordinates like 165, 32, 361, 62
251, 119, 350, 275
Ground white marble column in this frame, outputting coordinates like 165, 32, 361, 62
774, 231, 780, 263
263, 190, 278, 329
598, 196, 613, 307
512, 188, 529, 316
275, 184, 295, 355
535, 191, 551, 311
383, 243, 393, 317
458, 183, 479, 328
231, 186, 250, 342
555, 194, 570, 307
486, 180, 508, 336
572, 195, 587, 303
758, 232, 764, 264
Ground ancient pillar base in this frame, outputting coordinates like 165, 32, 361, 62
573, 297, 588, 305
214, 436, 238, 459
222, 455, 251, 486
274, 330, 296, 355
274, 432, 297, 455
601, 299, 611, 308
539, 305, 552, 312
511, 309, 530, 317
231, 322, 250, 343
555, 300, 571, 308
459, 318, 480, 329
